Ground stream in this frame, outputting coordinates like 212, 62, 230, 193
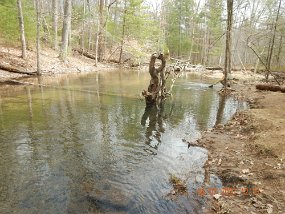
0, 70, 247, 213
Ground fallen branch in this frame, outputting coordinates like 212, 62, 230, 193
247, 41, 281, 85
72, 48, 97, 60
206, 66, 223, 70
256, 84, 285, 93
0, 63, 36, 75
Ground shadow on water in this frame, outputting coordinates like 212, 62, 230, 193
0, 71, 247, 213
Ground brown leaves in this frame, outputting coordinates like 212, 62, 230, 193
169, 174, 187, 195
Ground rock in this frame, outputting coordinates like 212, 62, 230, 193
242, 169, 250, 174
266, 204, 273, 214
218, 159, 222, 166
213, 193, 222, 200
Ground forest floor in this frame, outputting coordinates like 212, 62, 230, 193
1, 46, 285, 214
0, 46, 119, 82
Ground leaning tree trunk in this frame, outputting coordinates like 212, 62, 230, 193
17, 0, 27, 59
142, 53, 166, 107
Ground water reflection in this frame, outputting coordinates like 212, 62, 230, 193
141, 105, 166, 149
215, 95, 226, 126
0, 71, 246, 213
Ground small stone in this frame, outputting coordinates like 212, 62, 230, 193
213, 193, 222, 200
267, 207, 273, 214
218, 159, 222, 166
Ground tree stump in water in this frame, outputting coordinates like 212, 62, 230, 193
142, 53, 167, 107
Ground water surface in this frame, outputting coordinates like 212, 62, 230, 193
0, 70, 246, 213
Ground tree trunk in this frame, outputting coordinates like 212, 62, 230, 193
52, 0, 58, 50
17, 0, 27, 59
223, 0, 233, 89
36, 0, 41, 75
81, 0, 86, 52
276, 35, 282, 68
94, 16, 100, 66
119, 0, 127, 63
60, 0, 72, 62
86, 0, 92, 51
265, 0, 281, 80
98, 0, 105, 61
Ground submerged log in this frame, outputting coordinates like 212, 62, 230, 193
72, 48, 97, 60
256, 84, 285, 93
0, 63, 36, 75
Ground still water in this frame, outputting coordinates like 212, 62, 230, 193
0, 70, 246, 213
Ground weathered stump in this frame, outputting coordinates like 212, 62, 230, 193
142, 53, 166, 107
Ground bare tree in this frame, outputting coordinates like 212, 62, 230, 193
60, 0, 72, 62
52, 0, 59, 50
17, 0, 27, 59
223, 0, 233, 89
265, 0, 281, 80
80, 0, 86, 52
119, 0, 127, 64
98, 0, 105, 61
36, 0, 42, 75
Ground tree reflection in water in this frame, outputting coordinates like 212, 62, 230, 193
215, 95, 226, 126
141, 104, 166, 151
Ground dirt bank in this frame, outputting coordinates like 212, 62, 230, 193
0, 46, 120, 82
195, 83, 285, 213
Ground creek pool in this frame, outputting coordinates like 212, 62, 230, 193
0, 70, 246, 213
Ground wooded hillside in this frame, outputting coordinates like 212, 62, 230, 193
0, 0, 284, 71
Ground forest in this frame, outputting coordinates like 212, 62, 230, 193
0, 0, 284, 214
0, 0, 284, 71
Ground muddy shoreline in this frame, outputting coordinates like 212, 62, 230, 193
195, 83, 285, 213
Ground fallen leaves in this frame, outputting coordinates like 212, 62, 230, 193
169, 174, 187, 195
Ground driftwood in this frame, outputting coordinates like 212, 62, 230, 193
256, 84, 285, 93
0, 63, 36, 75
72, 48, 97, 60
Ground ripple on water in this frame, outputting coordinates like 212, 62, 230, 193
0, 72, 247, 213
